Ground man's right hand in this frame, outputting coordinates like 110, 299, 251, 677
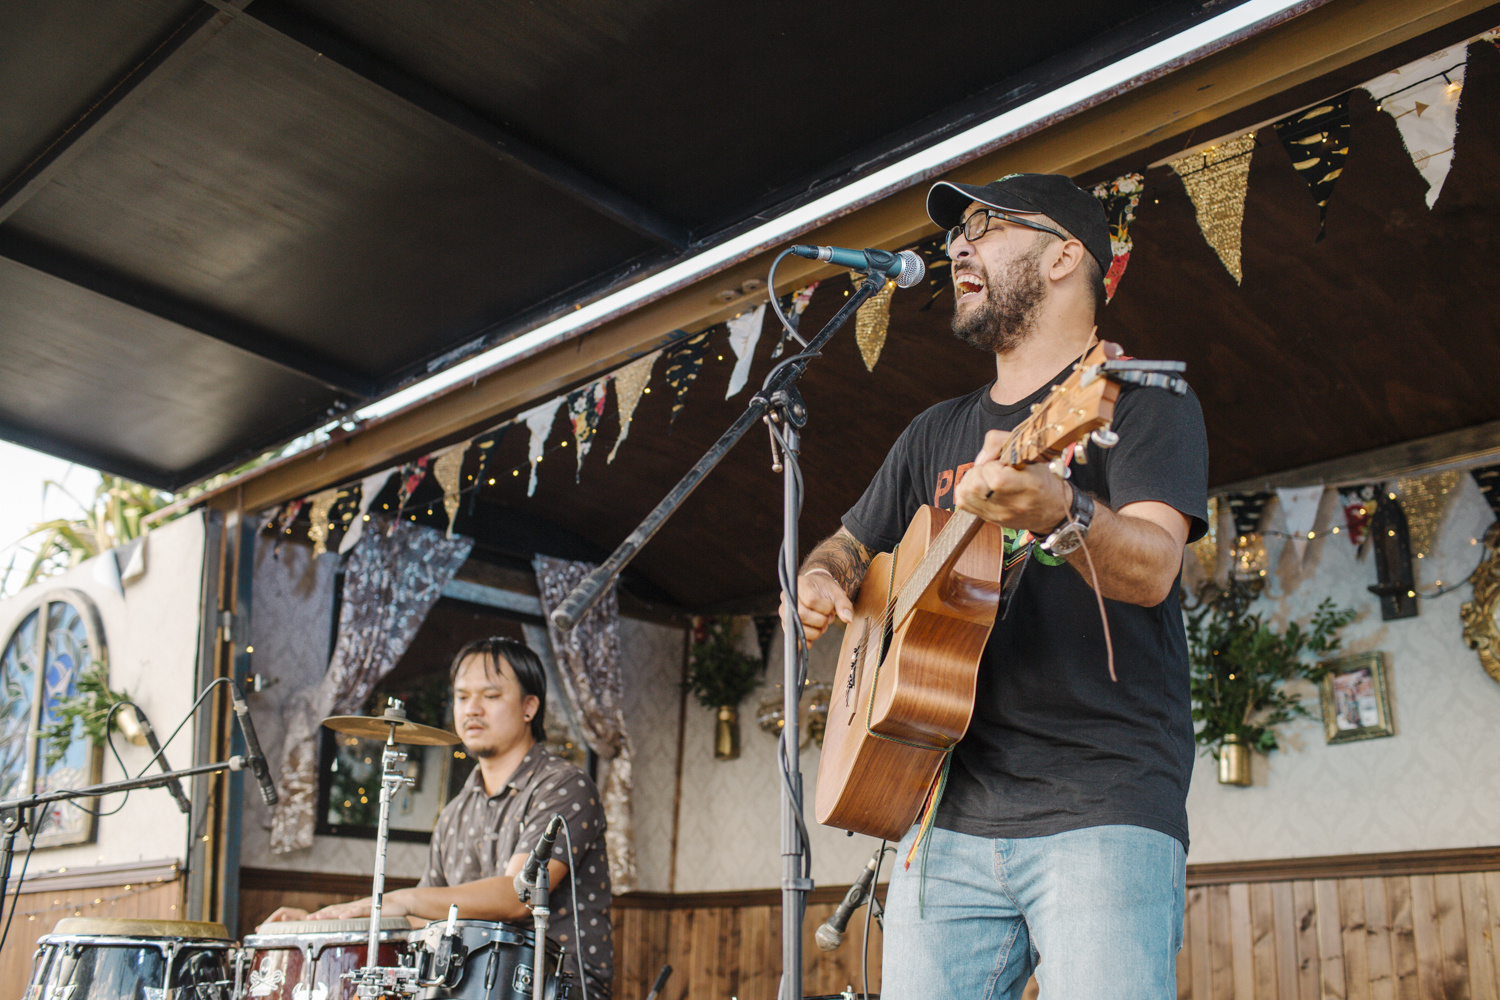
263, 907, 309, 923
784, 568, 854, 643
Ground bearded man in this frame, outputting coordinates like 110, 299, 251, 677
789, 174, 1208, 999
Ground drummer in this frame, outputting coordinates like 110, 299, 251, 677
266, 637, 613, 998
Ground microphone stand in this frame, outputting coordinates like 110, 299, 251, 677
550, 268, 892, 1000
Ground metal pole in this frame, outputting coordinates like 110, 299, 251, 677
366, 732, 402, 971
780, 420, 806, 1000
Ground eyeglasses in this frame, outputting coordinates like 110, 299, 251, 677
948, 208, 1069, 248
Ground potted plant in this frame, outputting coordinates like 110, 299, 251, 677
687, 616, 764, 760
1186, 587, 1356, 785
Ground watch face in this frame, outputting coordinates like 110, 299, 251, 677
1045, 524, 1085, 556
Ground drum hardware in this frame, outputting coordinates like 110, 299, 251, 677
26, 918, 235, 1000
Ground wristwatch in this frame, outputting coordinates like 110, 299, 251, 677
1040, 483, 1095, 556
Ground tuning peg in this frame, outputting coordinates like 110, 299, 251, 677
1091, 428, 1119, 448
1048, 458, 1071, 479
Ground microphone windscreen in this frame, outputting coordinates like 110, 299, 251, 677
894, 251, 925, 288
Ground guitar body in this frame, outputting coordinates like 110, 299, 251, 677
815, 505, 1006, 841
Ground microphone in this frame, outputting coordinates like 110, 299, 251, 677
514, 814, 565, 898
230, 684, 278, 806
789, 245, 925, 288
815, 847, 882, 951
643, 964, 673, 1000
132, 705, 191, 815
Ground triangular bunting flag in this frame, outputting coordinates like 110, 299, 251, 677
392, 455, 432, 523
519, 396, 565, 497
1225, 491, 1272, 537
1089, 173, 1144, 301
1169, 132, 1256, 284
725, 304, 766, 398
1336, 485, 1377, 552
1276, 485, 1325, 563
567, 381, 608, 479
341, 469, 394, 553
305, 488, 338, 558
1480, 26, 1498, 51
1274, 95, 1351, 241
1395, 470, 1462, 559
608, 351, 659, 463
912, 234, 952, 313
855, 279, 896, 371
432, 445, 467, 539
661, 330, 712, 424
467, 428, 508, 514
1362, 45, 1469, 207
772, 284, 819, 359
1471, 464, 1500, 519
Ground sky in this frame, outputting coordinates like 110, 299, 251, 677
0, 442, 101, 597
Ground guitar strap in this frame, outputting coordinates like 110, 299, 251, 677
996, 531, 1035, 620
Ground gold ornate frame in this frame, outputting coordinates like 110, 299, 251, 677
1460, 522, 1500, 687
1319, 652, 1394, 745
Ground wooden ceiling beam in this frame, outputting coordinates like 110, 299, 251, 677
211, 0, 1489, 514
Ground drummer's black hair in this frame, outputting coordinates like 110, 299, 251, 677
450, 637, 548, 743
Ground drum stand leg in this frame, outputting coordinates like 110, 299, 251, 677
350, 719, 416, 999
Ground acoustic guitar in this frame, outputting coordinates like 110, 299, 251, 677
813, 341, 1187, 841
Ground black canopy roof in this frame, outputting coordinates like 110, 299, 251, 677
0, 0, 1229, 489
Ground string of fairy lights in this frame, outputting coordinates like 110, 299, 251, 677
11, 873, 179, 923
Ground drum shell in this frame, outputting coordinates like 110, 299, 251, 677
239, 920, 415, 1000
26, 931, 234, 1000
411, 920, 567, 1000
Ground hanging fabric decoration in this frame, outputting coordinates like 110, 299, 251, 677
661, 331, 713, 425
1395, 470, 1462, 559
1169, 132, 1256, 284
1225, 491, 1273, 537
725, 303, 767, 398
274, 499, 306, 537
608, 351, 659, 463
432, 445, 467, 539
1273, 95, 1351, 241
391, 455, 432, 529
519, 396, 565, 497
1089, 173, 1144, 301
341, 469, 394, 554
1188, 496, 1219, 579
305, 488, 338, 558
854, 278, 896, 372
567, 381, 609, 479
1361, 44, 1470, 207
467, 428, 508, 514
1338, 484, 1378, 550
1471, 464, 1500, 519
1275, 485, 1325, 563
325, 487, 360, 551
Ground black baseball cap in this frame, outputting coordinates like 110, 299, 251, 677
927, 173, 1113, 275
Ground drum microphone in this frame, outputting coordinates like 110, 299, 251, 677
514, 814, 565, 898
132, 705, 192, 815
788, 245, 926, 288
815, 846, 882, 951
230, 683, 279, 806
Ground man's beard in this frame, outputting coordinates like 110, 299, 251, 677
950, 236, 1048, 354
463, 739, 498, 759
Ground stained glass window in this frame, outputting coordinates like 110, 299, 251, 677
0, 591, 105, 846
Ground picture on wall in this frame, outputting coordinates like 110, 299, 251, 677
1319, 651, 1395, 744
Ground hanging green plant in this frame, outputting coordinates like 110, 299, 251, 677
686, 615, 764, 710
1187, 589, 1356, 760
39, 661, 131, 768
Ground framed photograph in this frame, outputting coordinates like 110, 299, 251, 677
1320, 651, 1394, 744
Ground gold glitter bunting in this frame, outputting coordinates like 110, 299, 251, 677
855, 278, 895, 371
305, 488, 337, 557
1189, 496, 1219, 578
1169, 133, 1256, 284
432, 446, 466, 539
1396, 470, 1462, 559
608, 351, 658, 463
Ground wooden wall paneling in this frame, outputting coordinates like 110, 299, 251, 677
1248, 881, 1278, 999
1177, 908, 1192, 1000
736, 904, 774, 1000
1363, 876, 1396, 1000
1293, 880, 1321, 1000
1209, 884, 1234, 1000
1433, 873, 1472, 999
1270, 881, 1299, 1000
1229, 882, 1255, 998
1385, 876, 1419, 1000
1409, 874, 1446, 998
1486, 874, 1500, 998
1189, 885, 1211, 1000
1315, 879, 1348, 1000
1341, 878, 1372, 1000
1459, 873, 1496, 1000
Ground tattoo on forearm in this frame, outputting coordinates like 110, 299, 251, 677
802, 533, 873, 596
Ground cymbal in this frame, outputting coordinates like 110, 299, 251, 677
322, 713, 462, 745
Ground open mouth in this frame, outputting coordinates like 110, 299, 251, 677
954, 273, 985, 302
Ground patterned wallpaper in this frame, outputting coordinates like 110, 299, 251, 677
1183, 475, 1500, 863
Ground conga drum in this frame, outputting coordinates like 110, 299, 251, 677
238, 918, 415, 1000
25, 917, 235, 1000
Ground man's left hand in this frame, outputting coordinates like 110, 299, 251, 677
307, 895, 410, 920
955, 429, 1071, 533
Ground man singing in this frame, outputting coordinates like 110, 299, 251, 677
267, 637, 613, 997
791, 174, 1207, 998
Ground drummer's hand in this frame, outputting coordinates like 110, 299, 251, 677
264, 907, 309, 923
309, 895, 410, 920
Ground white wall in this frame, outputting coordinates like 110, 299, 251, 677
1184, 476, 1500, 863
0, 512, 205, 871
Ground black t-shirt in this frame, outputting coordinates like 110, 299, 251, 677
842, 364, 1209, 848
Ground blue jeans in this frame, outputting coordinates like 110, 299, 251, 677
880, 824, 1185, 1000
